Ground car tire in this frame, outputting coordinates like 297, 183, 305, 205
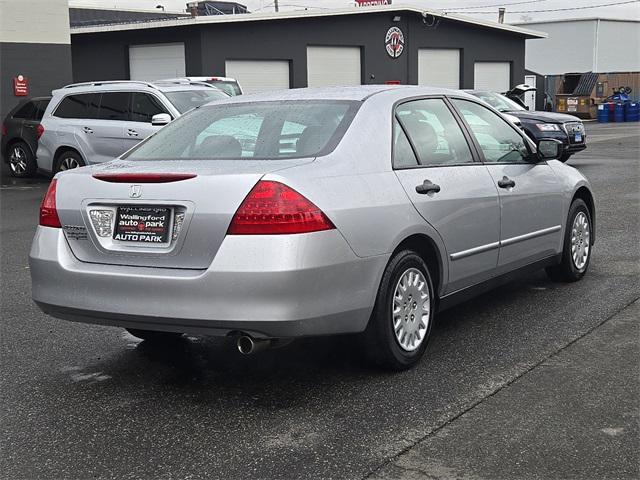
546, 199, 592, 282
7, 141, 37, 178
559, 153, 572, 163
55, 150, 86, 173
125, 328, 183, 342
363, 250, 435, 371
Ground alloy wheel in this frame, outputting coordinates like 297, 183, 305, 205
59, 156, 81, 171
9, 146, 28, 175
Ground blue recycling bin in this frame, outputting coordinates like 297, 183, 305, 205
597, 104, 609, 123
614, 102, 625, 122
625, 102, 639, 122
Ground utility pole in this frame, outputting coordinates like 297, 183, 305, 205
274, 0, 279, 12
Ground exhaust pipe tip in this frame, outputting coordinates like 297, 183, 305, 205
237, 335, 255, 355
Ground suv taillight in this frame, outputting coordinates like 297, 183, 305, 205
228, 180, 335, 235
36, 124, 45, 139
1, 123, 7, 136
39, 179, 61, 228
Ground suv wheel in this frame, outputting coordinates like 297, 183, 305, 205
363, 250, 435, 370
55, 150, 85, 173
7, 141, 37, 177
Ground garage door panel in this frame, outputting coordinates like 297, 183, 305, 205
307, 46, 361, 87
418, 49, 460, 89
474, 62, 511, 92
225, 60, 290, 94
129, 43, 185, 81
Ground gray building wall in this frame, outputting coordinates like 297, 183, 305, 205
0, 0, 73, 119
70, 12, 527, 89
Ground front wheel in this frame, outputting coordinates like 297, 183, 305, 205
546, 199, 592, 282
126, 328, 183, 342
362, 250, 435, 370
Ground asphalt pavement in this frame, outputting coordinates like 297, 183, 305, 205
1, 122, 638, 480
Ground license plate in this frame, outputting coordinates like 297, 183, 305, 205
575, 133, 582, 142
113, 206, 171, 244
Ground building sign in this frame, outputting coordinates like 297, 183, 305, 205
13, 75, 29, 96
385, 27, 404, 58
356, 0, 392, 6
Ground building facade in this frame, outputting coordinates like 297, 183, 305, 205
69, 6, 544, 94
0, 0, 73, 119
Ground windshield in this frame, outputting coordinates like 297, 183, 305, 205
207, 81, 242, 96
124, 100, 359, 160
164, 89, 229, 114
470, 91, 526, 112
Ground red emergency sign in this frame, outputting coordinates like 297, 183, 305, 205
13, 75, 29, 96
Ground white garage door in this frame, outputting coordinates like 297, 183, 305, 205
307, 46, 361, 87
225, 60, 290, 94
474, 62, 511, 92
418, 49, 460, 89
129, 43, 185, 81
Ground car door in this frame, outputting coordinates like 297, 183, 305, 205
21, 99, 49, 154
88, 91, 131, 163
451, 98, 565, 274
123, 92, 171, 152
392, 97, 501, 294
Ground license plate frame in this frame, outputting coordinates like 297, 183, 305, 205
113, 206, 172, 244
574, 133, 583, 143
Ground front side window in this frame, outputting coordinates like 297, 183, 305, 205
452, 99, 529, 163
98, 92, 130, 121
163, 89, 229, 114
125, 101, 358, 161
131, 93, 167, 123
395, 98, 474, 166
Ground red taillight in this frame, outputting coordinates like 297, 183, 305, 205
39, 179, 61, 228
36, 124, 45, 139
1, 123, 7, 136
228, 180, 335, 235
92, 173, 197, 183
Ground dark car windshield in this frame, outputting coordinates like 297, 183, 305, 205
469, 91, 526, 112
124, 100, 359, 160
164, 89, 229, 114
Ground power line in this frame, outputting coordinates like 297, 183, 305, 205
446, 0, 639, 14
444, 0, 549, 11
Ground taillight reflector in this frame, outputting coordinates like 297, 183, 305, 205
36, 124, 45, 139
39, 179, 61, 228
228, 180, 335, 235
92, 173, 197, 183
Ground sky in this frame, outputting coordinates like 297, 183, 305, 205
67, 0, 640, 23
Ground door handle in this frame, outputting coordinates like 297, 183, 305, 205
83, 127, 93, 134
127, 129, 139, 137
498, 176, 516, 189
415, 179, 441, 195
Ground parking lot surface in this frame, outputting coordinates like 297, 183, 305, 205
1, 122, 638, 479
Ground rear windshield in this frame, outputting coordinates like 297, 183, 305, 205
124, 100, 359, 160
207, 80, 242, 96
164, 89, 229, 113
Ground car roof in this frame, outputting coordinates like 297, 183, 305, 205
202, 85, 472, 104
52, 80, 219, 96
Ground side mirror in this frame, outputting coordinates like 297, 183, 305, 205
537, 138, 563, 161
151, 113, 171, 126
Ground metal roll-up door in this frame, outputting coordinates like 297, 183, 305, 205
224, 60, 290, 94
474, 62, 511, 92
307, 46, 362, 87
129, 43, 186, 81
418, 49, 460, 89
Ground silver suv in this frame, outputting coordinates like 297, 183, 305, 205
37, 80, 228, 174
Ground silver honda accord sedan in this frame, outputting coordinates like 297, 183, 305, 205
30, 86, 595, 370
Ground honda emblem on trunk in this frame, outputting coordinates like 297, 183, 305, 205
129, 185, 142, 198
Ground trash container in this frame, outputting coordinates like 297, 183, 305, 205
614, 102, 625, 122
625, 102, 639, 122
597, 104, 609, 123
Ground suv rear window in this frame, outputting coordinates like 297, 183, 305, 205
125, 101, 359, 160
12, 102, 36, 119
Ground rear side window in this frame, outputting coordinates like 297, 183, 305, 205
54, 94, 99, 119
33, 100, 49, 120
98, 92, 130, 121
395, 99, 474, 166
12, 102, 35, 119
393, 118, 419, 168
125, 101, 359, 160
131, 93, 167, 123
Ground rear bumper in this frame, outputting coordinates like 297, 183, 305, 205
30, 227, 388, 338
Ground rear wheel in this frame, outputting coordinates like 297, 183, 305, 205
7, 141, 37, 177
55, 150, 85, 173
363, 250, 435, 370
126, 328, 183, 342
546, 199, 592, 282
